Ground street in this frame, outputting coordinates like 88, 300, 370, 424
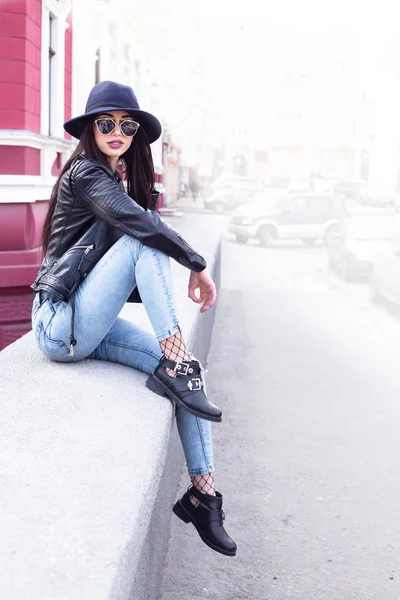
162, 229, 400, 600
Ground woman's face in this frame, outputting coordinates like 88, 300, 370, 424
93, 110, 136, 168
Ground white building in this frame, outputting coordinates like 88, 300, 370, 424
71, 0, 163, 174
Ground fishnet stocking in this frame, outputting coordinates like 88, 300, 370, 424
190, 473, 216, 507
159, 330, 190, 377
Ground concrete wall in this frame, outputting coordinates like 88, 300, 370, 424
0, 215, 222, 600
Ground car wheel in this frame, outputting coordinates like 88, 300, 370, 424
302, 238, 317, 246
324, 226, 336, 246
214, 202, 225, 213
258, 226, 276, 247
328, 255, 336, 271
235, 233, 249, 244
342, 258, 354, 282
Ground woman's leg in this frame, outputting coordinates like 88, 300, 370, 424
43, 235, 183, 361
175, 373, 216, 501
172, 369, 235, 556
83, 318, 235, 556
79, 316, 231, 553
32, 234, 221, 421
33, 258, 235, 554
86, 316, 163, 373
86, 317, 216, 500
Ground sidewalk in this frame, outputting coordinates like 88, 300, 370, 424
165, 194, 209, 214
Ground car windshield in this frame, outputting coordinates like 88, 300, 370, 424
347, 220, 395, 241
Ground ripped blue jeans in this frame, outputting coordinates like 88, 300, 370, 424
31, 234, 214, 476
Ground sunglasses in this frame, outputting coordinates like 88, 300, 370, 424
95, 118, 140, 137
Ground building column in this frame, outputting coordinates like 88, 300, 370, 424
0, 0, 73, 351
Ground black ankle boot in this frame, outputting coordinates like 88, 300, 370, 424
173, 485, 237, 556
146, 357, 222, 422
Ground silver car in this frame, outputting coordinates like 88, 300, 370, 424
228, 193, 344, 246
328, 215, 397, 281
370, 225, 400, 305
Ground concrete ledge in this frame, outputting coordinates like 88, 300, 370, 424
0, 215, 223, 600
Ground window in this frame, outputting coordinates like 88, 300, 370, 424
233, 190, 253, 203
308, 197, 323, 211
308, 196, 334, 212
41, 1, 69, 138
292, 197, 308, 211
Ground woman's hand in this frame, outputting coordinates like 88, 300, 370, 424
188, 269, 217, 313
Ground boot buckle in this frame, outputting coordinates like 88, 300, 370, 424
175, 361, 190, 376
187, 377, 202, 391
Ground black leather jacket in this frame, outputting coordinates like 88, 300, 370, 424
31, 155, 206, 303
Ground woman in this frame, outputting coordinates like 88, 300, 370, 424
31, 81, 236, 557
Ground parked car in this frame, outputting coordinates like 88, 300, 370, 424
228, 193, 345, 246
263, 175, 291, 189
333, 180, 361, 200
209, 176, 265, 195
310, 178, 335, 193
370, 225, 400, 305
357, 185, 396, 208
204, 185, 268, 213
327, 215, 397, 281
288, 180, 312, 194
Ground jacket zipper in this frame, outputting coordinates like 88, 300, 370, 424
68, 246, 94, 359
73, 244, 94, 254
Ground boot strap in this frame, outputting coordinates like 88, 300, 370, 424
189, 484, 222, 507
162, 357, 200, 377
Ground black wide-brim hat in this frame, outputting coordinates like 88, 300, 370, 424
63, 81, 162, 144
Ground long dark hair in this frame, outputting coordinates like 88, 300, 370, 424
41, 120, 155, 254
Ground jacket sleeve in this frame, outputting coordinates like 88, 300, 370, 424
72, 160, 206, 272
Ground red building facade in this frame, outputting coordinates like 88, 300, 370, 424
0, 1, 171, 351
0, 0, 73, 350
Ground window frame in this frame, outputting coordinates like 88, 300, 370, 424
40, 0, 71, 138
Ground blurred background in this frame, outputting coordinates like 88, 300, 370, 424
2, 0, 400, 347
